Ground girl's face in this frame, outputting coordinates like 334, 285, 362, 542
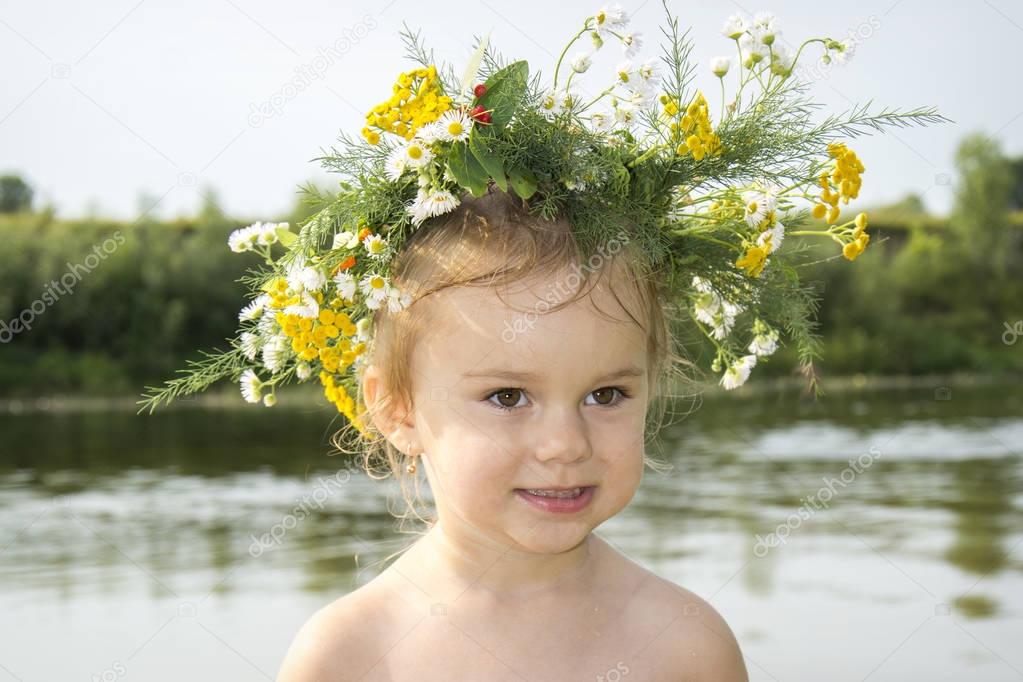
401, 270, 651, 556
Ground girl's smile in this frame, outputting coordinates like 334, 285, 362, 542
513, 485, 597, 513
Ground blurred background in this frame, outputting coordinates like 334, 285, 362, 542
1, 0, 1020, 680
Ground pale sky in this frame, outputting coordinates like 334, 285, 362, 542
1, 0, 1017, 222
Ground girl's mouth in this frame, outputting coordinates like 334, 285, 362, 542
513, 486, 596, 513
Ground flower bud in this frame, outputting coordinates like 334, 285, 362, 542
711, 56, 730, 78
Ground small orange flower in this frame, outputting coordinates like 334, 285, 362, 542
332, 256, 356, 275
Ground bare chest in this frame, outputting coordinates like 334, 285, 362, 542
353, 594, 677, 681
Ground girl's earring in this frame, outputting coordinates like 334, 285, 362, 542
406, 442, 417, 474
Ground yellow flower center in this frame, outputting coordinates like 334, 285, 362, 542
408, 146, 423, 160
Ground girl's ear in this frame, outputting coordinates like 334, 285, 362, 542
361, 363, 419, 450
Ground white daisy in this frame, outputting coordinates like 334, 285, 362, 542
299, 266, 326, 292
625, 86, 656, 109
238, 294, 269, 322
540, 89, 564, 120
403, 139, 435, 168
721, 13, 748, 40
414, 122, 444, 145
408, 187, 460, 226
711, 56, 731, 78
228, 223, 262, 253
756, 220, 785, 254
384, 146, 409, 181
594, 3, 629, 35
692, 277, 744, 340
359, 273, 390, 310
693, 291, 720, 327
715, 299, 744, 338
435, 109, 473, 143
613, 100, 637, 125
752, 11, 779, 45
692, 275, 713, 293
295, 361, 313, 380
334, 271, 357, 302
239, 369, 263, 403
748, 329, 780, 357
263, 393, 277, 407
832, 41, 854, 65
386, 286, 414, 313
262, 222, 287, 246
738, 33, 767, 68
742, 190, 770, 228
770, 43, 794, 77
615, 60, 639, 86
571, 51, 593, 73
284, 290, 319, 319
363, 233, 389, 259
239, 332, 261, 361
261, 335, 290, 374
257, 310, 277, 336
720, 354, 757, 390
621, 31, 642, 58
589, 111, 613, 132
559, 90, 583, 114
285, 255, 326, 293
332, 230, 360, 250
637, 57, 660, 83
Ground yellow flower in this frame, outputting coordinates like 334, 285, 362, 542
318, 372, 370, 437
842, 233, 870, 261
362, 65, 452, 144
842, 241, 862, 260
671, 91, 722, 160
816, 142, 865, 211
735, 244, 768, 277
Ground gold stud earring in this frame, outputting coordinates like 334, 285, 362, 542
406, 442, 417, 474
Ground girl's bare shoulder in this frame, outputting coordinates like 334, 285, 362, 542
275, 578, 400, 681
592, 535, 750, 681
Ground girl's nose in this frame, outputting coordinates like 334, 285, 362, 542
531, 405, 593, 464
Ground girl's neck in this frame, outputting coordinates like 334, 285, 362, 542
397, 522, 598, 603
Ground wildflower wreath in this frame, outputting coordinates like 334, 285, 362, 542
138, 1, 948, 433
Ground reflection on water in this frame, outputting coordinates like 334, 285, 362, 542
1, 382, 1021, 681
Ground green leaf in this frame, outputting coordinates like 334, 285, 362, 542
478, 60, 529, 131
459, 32, 491, 99
506, 165, 538, 199
469, 128, 507, 192
447, 141, 489, 197
276, 227, 298, 247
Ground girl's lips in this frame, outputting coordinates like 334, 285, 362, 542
513, 486, 596, 514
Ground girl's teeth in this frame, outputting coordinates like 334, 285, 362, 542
525, 487, 583, 498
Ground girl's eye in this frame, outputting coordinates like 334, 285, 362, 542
485, 386, 632, 412
588, 387, 626, 407
487, 388, 527, 411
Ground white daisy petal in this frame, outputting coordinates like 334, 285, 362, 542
720, 354, 757, 390
239, 369, 263, 403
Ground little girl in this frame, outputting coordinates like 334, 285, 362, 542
137, 4, 942, 679
276, 188, 748, 681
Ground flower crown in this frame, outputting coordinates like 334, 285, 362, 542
138, 1, 947, 434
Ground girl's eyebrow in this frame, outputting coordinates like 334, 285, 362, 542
461, 366, 644, 382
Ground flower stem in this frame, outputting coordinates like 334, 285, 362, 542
553, 21, 592, 91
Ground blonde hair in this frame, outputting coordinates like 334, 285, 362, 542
329, 187, 699, 557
